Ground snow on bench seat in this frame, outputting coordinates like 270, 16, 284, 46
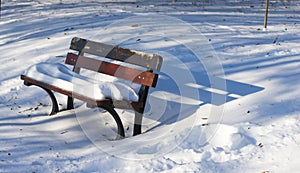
24, 62, 139, 102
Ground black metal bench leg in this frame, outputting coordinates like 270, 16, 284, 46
133, 110, 143, 136
67, 96, 74, 110
133, 84, 149, 136
24, 81, 59, 115
41, 88, 59, 115
100, 105, 125, 140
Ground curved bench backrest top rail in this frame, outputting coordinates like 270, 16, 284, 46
70, 37, 163, 71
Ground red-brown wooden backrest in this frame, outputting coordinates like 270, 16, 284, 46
65, 37, 163, 87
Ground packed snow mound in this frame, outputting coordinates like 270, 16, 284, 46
207, 124, 256, 150
24, 62, 139, 102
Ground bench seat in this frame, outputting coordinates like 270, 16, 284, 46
23, 62, 139, 102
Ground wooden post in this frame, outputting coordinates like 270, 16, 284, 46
264, 0, 269, 29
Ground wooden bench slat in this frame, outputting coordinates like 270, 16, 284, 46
70, 37, 163, 71
21, 75, 100, 105
66, 53, 159, 87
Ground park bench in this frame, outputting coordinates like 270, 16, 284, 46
20, 37, 163, 139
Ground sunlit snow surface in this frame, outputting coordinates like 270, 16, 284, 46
0, 0, 300, 172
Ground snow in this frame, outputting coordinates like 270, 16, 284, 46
24, 62, 139, 102
1, 0, 300, 172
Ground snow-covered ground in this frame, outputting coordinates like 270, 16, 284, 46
1, 0, 300, 172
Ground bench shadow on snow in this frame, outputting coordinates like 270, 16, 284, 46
144, 67, 264, 127
129, 40, 265, 128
